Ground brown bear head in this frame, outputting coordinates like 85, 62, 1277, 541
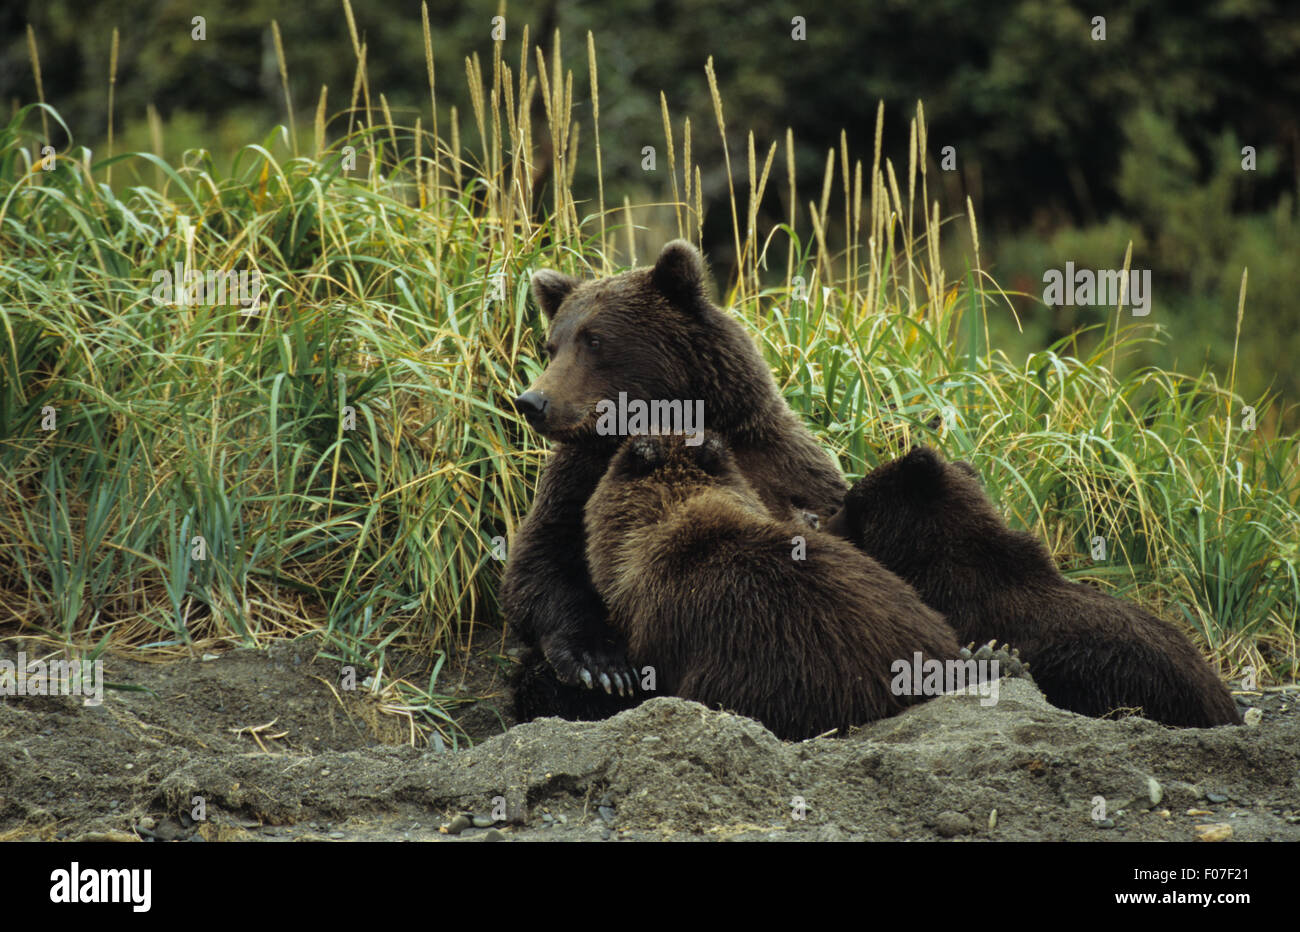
515, 240, 776, 443
613, 432, 746, 488
584, 433, 766, 585
826, 446, 1056, 594
596, 432, 762, 511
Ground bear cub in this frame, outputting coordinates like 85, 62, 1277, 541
583, 433, 961, 740
826, 447, 1240, 727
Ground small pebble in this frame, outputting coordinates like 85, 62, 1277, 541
329, 831, 345, 839
1095, 819, 1116, 830
482, 829, 505, 842
1243, 708, 1263, 727
1194, 823, 1232, 842
1147, 777, 1163, 807
598, 806, 616, 824
472, 816, 493, 828
987, 809, 997, 831
1206, 792, 1229, 804
443, 815, 471, 835
933, 811, 972, 838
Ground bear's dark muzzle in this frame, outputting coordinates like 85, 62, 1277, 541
514, 391, 550, 425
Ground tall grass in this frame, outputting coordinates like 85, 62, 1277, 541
2, 12, 1296, 744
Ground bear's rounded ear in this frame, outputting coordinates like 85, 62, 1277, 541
690, 434, 729, 474
622, 436, 665, 475
651, 240, 708, 311
900, 446, 947, 498
531, 270, 578, 320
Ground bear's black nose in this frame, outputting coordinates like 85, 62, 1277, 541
514, 391, 549, 423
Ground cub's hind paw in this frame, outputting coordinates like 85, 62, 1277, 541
959, 640, 1032, 680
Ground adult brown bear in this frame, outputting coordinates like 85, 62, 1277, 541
504, 241, 846, 719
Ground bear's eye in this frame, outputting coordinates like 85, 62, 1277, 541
544, 342, 557, 359
584, 333, 601, 350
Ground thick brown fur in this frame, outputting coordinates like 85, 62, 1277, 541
826, 447, 1241, 728
582, 434, 960, 740
505, 241, 847, 720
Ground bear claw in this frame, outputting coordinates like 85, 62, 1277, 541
958, 640, 1032, 680
576, 664, 640, 696
547, 639, 640, 695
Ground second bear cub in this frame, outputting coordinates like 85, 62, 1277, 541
583, 434, 961, 740
826, 447, 1241, 728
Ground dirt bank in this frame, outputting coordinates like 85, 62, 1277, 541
1, 640, 1295, 842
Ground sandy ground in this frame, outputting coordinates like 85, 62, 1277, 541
1, 637, 1296, 842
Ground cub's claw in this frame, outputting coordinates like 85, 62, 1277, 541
956, 640, 1033, 680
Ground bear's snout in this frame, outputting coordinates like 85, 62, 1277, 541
514, 390, 550, 425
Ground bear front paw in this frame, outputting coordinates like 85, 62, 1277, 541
544, 638, 640, 696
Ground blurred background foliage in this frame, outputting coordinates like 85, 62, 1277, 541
4, 0, 1296, 423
